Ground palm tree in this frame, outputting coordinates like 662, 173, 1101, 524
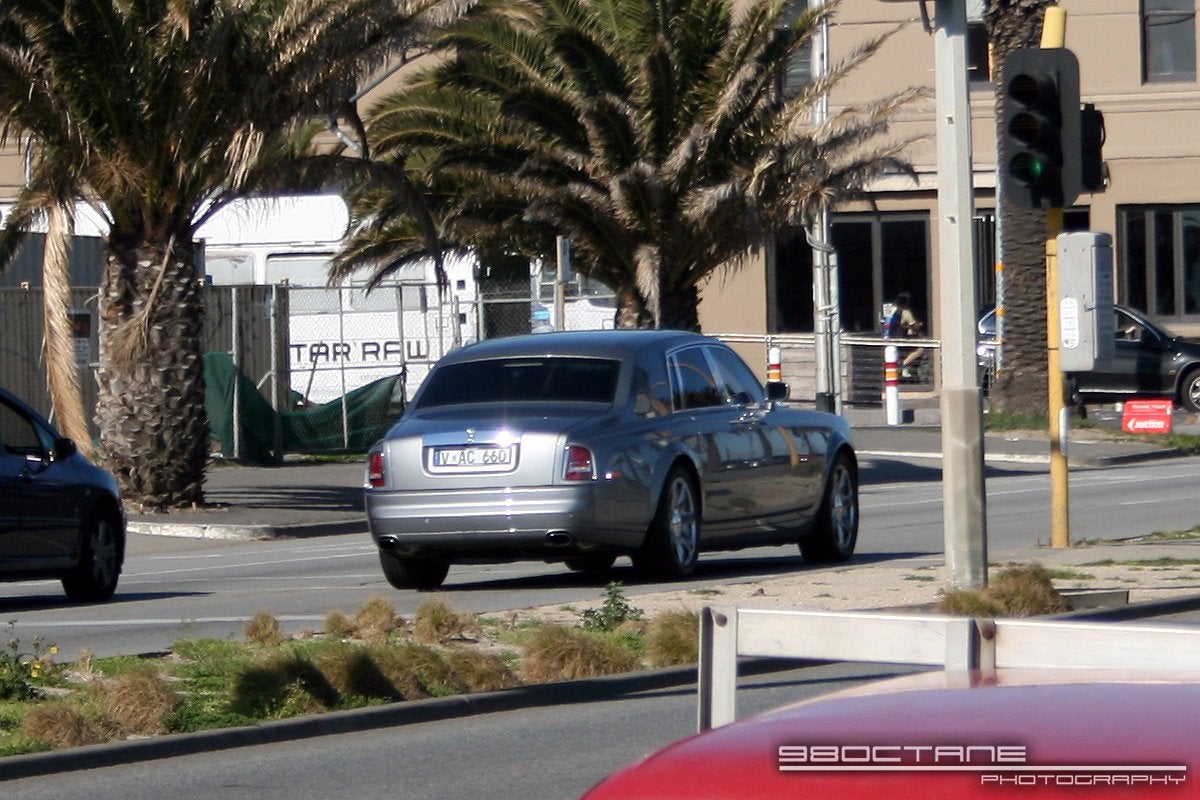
984, 0, 1055, 416
0, 0, 455, 510
333, 0, 926, 331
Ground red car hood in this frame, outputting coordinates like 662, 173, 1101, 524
582, 670, 1200, 799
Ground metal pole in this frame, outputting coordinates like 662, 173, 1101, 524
809, 1, 840, 414
231, 287, 241, 460
935, 0, 988, 589
1041, 7, 1071, 548
555, 237, 569, 331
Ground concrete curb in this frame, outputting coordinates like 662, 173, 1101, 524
126, 518, 366, 541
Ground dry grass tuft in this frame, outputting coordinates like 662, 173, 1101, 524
938, 563, 1067, 617
413, 598, 481, 644
231, 653, 339, 719
21, 701, 113, 749
245, 610, 286, 646
324, 609, 356, 640
444, 648, 519, 692
100, 667, 179, 736
645, 611, 699, 667
352, 596, 405, 641
520, 625, 639, 683
314, 646, 403, 702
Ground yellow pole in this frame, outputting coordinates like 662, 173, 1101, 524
1042, 7, 1070, 548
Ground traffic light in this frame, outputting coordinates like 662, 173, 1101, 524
1000, 48, 1081, 210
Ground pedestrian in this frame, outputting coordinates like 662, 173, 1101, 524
891, 292, 924, 378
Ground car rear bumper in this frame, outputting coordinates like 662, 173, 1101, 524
365, 484, 643, 555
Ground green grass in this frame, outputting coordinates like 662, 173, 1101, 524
1044, 568, 1095, 581
1082, 557, 1200, 568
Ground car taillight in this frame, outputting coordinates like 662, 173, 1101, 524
368, 450, 386, 488
564, 445, 594, 481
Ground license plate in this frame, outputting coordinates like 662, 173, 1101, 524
428, 445, 517, 473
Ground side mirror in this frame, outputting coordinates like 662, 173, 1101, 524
765, 381, 789, 402
52, 437, 77, 461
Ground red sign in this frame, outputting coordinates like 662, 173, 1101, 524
1121, 399, 1174, 434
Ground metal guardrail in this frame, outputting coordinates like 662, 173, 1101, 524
697, 607, 1200, 732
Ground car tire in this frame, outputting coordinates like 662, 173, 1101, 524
62, 511, 123, 603
636, 466, 700, 579
564, 555, 617, 575
799, 453, 858, 564
379, 552, 450, 590
1180, 368, 1200, 413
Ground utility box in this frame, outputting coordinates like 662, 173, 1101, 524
1057, 232, 1114, 372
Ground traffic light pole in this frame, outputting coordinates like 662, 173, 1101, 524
1042, 9, 1071, 549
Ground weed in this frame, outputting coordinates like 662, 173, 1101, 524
903, 574, 936, 582
0, 622, 59, 701
579, 582, 644, 632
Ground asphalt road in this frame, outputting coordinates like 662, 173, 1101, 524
2, 453, 1199, 660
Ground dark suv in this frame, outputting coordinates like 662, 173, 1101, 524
978, 305, 1200, 412
0, 387, 125, 601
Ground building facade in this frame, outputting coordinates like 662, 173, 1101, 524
700, 0, 1200, 357
3, 2, 1198, 401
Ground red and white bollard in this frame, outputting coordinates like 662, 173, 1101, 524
884, 345, 902, 425
767, 345, 782, 384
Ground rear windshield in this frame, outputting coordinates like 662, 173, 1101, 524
415, 357, 621, 408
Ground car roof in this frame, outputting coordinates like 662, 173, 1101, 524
439, 329, 711, 364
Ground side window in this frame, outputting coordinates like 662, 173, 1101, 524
707, 346, 766, 405
0, 400, 43, 458
669, 347, 724, 410
1116, 309, 1147, 343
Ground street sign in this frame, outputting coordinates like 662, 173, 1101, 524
1121, 399, 1174, 435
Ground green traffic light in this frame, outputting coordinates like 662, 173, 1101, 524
1009, 153, 1056, 187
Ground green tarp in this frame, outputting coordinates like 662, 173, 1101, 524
204, 351, 403, 463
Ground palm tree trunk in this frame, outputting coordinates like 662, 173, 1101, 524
95, 237, 208, 511
985, 0, 1054, 416
43, 202, 92, 455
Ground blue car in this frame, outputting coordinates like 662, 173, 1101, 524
0, 387, 125, 602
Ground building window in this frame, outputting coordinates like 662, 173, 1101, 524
769, 214, 931, 335
779, 1, 813, 100
1142, 0, 1197, 82
967, 22, 991, 84
1120, 206, 1200, 320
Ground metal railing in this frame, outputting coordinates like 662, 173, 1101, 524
697, 606, 1200, 732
